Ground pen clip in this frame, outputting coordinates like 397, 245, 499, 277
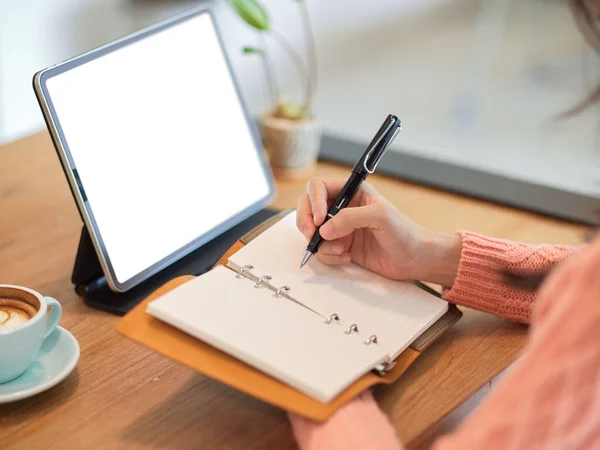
363, 118, 401, 174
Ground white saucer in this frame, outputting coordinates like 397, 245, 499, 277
0, 326, 80, 404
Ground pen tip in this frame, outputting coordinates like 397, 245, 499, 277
300, 250, 313, 269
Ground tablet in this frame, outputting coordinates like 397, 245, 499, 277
33, 5, 275, 293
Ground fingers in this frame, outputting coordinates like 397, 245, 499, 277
296, 193, 316, 240
316, 252, 352, 266
303, 177, 379, 228
296, 197, 351, 256
318, 238, 350, 256
306, 178, 338, 226
306, 178, 362, 226
320, 203, 387, 240
297, 193, 355, 253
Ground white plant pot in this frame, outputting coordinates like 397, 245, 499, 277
261, 114, 322, 180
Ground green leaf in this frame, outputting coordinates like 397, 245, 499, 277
242, 46, 262, 54
274, 101, 305, 120
227, 0, 270, 31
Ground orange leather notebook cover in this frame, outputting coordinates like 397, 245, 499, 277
116, 210, 461, 422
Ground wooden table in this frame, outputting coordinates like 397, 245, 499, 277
0, 132, 588, 449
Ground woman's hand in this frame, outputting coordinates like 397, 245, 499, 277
288, 391, 402, 450
296, 177, 462, 286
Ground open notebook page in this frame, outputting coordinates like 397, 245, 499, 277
146, 265, 388, 403
228, 211, 448, 360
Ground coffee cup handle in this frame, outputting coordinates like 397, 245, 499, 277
43, 297, 62, 340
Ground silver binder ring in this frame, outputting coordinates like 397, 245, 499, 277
236, 265, 254, 278
344, 324, 359, 335
365, 335, 378, 345
273, 286, 291, 298
254, 275, 272, 288
325, 314, 339, 324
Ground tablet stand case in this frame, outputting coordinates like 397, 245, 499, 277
71, 208, 280, 315
116, 209, 462, 422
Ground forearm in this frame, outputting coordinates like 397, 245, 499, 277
429, 231, 579, 323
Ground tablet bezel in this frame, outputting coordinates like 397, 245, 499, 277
33, 5, 275, 293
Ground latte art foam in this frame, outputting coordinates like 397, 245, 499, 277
0, 299, 37, 330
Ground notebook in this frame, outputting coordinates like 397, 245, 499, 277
146, 210, 449, 403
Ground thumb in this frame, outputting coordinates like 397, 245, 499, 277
320, 204, 385, 240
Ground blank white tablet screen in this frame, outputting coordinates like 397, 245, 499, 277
45, 12, 271, 286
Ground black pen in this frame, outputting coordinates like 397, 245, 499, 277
300, 114, 402, 268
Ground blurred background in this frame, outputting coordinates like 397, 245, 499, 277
1, 0, 599, 220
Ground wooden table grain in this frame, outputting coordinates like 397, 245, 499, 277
0, 132, 588, 449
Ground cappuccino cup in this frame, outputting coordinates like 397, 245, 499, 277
0, 285, 62, 383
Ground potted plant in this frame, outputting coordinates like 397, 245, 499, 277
227, 0, 321, 180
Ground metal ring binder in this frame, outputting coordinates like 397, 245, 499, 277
236, 265, 254, 278
273, 286, 291, 298
228, 262, 375, 334
325, 314, 339, 324
254, 275, 272, 288
365, 335, 378, 345
344, 324, 359, 334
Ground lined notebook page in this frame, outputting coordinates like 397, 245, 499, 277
229, 211, 448, 360
147, 265, 388, 403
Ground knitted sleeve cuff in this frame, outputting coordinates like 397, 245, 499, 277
442, 231, 578, 324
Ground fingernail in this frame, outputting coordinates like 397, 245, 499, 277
312, 208, 319, 226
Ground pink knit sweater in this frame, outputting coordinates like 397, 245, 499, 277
289, 231, 600, 449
